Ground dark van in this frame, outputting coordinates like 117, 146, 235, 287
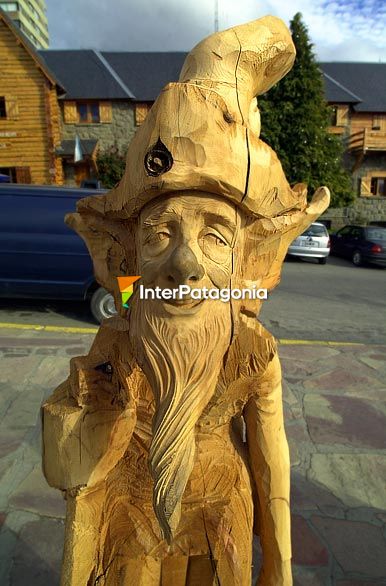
0, 184, 117, 322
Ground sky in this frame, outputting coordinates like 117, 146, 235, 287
46, 0, 386, 62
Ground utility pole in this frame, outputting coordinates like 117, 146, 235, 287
214, 0, 219, 32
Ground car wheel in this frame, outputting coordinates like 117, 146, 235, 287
318, 257, 327, 265
352, 250, 362, 267
90, 287, 117, 323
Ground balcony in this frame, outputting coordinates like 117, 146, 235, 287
348, 128, 386, 152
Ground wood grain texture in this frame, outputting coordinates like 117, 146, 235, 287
42, 15, 330, 586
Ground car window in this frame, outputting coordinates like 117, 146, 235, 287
301, 224, 328, 237
336, 226, 352, 236
366, 227, 386, 241
351, 227, 362, 238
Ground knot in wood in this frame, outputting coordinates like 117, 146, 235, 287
223, 111, 235, 124
144, 138, 173, 177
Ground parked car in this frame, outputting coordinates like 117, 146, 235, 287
330, 225, 386, 267
287, 222, 330, 264
0, 183, 117, 322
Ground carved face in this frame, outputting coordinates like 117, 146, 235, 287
136, 191, 240, 316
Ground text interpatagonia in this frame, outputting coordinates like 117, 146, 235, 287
138, 284, 268, 302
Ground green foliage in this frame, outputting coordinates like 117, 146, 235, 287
258, 13, 354, 208
96, 145, 126, 188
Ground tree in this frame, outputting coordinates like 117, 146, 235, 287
258, 13, 354, 207
96, 145, 126, 188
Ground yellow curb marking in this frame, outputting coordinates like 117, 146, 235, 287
278, 339, 364, 347
0, 322, 377, 346
0, 322, 98, 334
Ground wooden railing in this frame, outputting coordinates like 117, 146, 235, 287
348, 129, 386, 152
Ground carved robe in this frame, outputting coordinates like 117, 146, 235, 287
43, 316, 290, 585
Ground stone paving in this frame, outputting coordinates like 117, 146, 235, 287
0, 326, 385, 585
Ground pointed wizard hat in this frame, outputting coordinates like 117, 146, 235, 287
67, 15, 329, 305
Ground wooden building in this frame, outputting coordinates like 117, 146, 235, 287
322, 63, 386, 199
0, 7, 64, 184
38, 50, 187, 186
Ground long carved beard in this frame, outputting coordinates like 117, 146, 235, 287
129, 296, 232, 542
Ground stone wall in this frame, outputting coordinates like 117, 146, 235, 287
321, 196, 386, 230
351, 152, 386, 196
61, 102, 136, 154
320, 148, 386, 229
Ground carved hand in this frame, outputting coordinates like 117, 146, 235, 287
244, 352, 293, 586
42, 335, 139, 491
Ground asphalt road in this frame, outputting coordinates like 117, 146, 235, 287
259, 255, 386, 344
0, 255, 385, 344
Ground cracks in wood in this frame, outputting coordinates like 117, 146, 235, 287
198, 459, 222, 585
231, 32, 251, 203
201, 508, 222, 586
232, 31, 244, 126
241, 128, 251, 203
94, 554, 119, 584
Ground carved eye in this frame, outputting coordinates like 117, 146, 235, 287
207, 233, 227, 247
155, 232, 170, 241
95, 361, 114, 376
144, 230, 171, 245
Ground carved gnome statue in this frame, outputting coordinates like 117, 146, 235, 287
42, 15, 329, 586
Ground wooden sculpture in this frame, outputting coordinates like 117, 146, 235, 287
42, 15, 330, 586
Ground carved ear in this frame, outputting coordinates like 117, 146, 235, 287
258, 185, 331, 291
65, 210, 137, 312
232, 185, 330, 320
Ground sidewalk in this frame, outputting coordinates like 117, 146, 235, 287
0, 326, 385, 585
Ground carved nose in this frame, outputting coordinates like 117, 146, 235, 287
165, 244, 205, 285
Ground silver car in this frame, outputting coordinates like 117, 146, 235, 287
288, 222, 330, 264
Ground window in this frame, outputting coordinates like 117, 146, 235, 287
371, 177, 386, 196
302, 224, 328, 237
0, 3, 19, 11
330, 106, 338, 126
0, 97, 6, 118
0, 167, 30, 183
0, 167, 16, 182
336, 226, 352, 237
329, 104, 348, 127
366, 227, 386, 241
64, 101, 111, 124
350, 227, 363, 239
372, 115, 385, 131
0, 96, 18, 119
77, 103, 100, 123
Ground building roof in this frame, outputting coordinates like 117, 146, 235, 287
321, 72, 361, 104
56, 139, 99, 158
320, 63, 386, 112
39, 50, 132, 99
35, 46, 386, 113
38, 50, 187, 101
0, 7, 64, 93
101, 52, 187, 101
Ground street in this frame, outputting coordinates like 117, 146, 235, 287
259, 255, 386, 344
0, 254, 385, 344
